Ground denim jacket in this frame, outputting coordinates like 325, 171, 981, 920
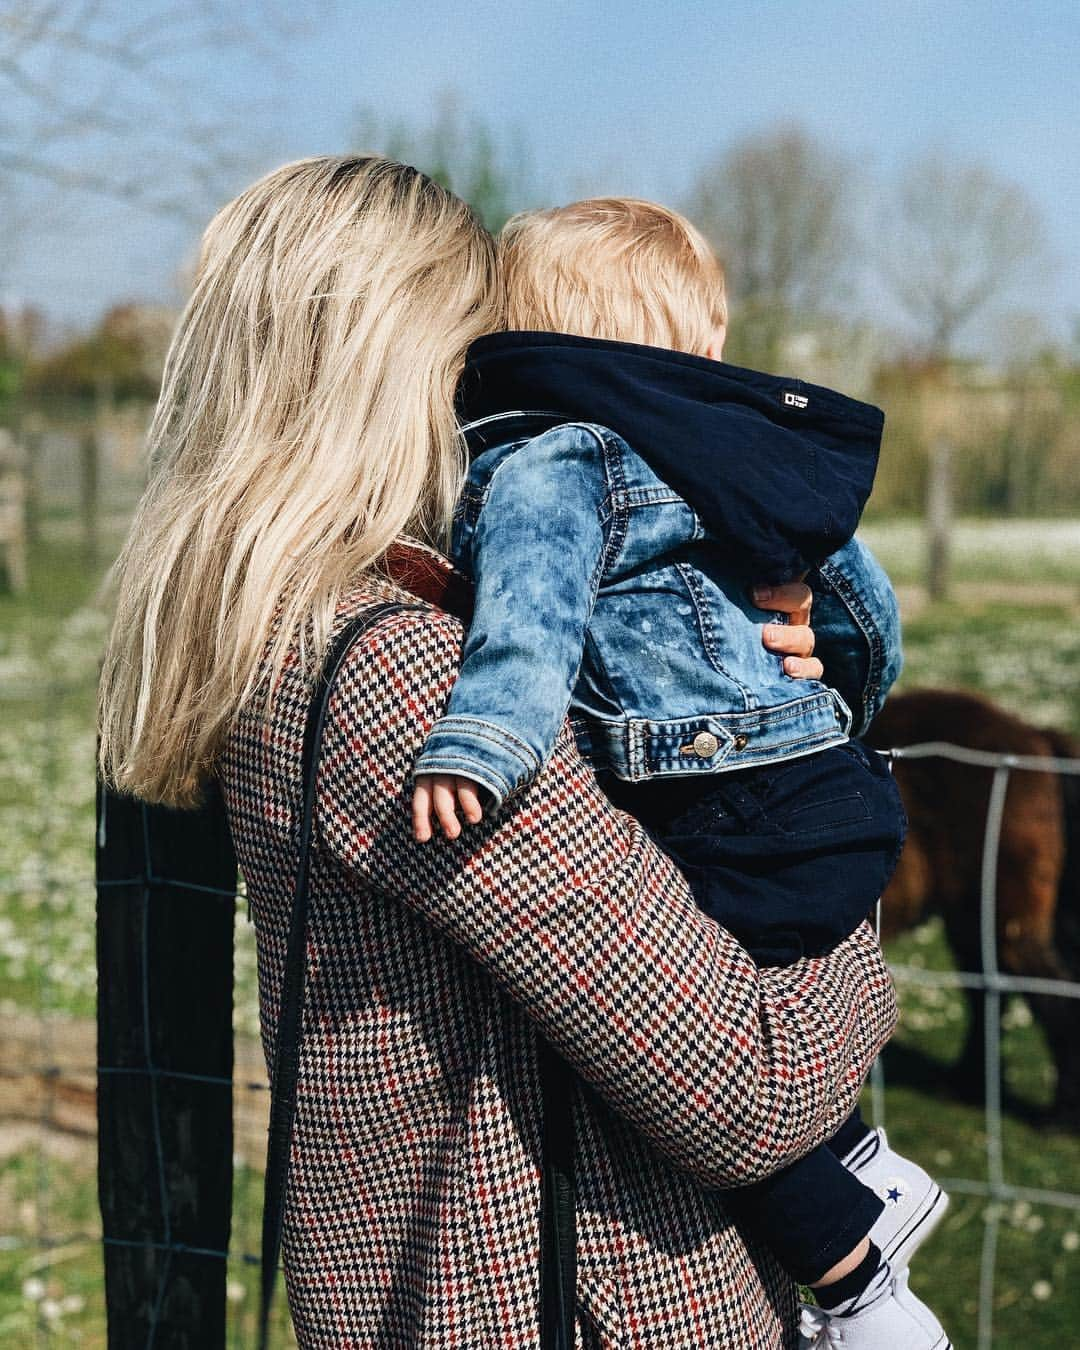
414, 334, 901, 808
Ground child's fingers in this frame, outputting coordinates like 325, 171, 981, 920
411, 779, 434, 842
432, 778, 462, 839
456, 779, 484, 824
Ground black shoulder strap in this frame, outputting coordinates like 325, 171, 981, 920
538, 1034, 577, 1349
256, 598, 578, 1348
258, 601, 415, 1348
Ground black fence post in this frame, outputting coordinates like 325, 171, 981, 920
96, 779, 238, 1349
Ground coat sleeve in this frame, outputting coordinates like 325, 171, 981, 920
413, 424, 609, 808
317, 603, 897, 1189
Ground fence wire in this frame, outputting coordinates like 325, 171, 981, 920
2, 732, 1079, 1347
879, 742, 1080, 1350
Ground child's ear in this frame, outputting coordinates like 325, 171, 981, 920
705, 324, 727, 362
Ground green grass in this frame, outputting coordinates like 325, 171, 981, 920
860, 517, 1080, 590
0, 1152, 296, 1348
880, 919, 1080, 1347
0, 1151, 105, 1347
2, 524, 1079, 1345
896, 599, 1080, 734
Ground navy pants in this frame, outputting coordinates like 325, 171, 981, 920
605, 740, 906, 1283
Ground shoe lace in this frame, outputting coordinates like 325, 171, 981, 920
798, 1303, 846, 1347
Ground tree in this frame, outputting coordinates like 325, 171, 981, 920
878, 148, 1053, 598
880, 148, 1051, 358
0, 2, 318, 229
685, 123, 857, 370
23, 303, 169, 404
353, 91, 534, 233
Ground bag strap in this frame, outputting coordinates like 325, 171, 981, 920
538, 1034, 577, 1349
257, 597, 578, 1347
258, 601, 416, 1348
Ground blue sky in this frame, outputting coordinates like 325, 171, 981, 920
7, 0, 1079, 349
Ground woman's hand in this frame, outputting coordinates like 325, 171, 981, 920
751, 581, 824, 681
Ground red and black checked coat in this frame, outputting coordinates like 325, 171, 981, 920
221, 543, 897, 1349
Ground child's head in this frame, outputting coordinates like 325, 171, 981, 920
500, 197, 728, 359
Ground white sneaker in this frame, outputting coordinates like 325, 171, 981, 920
842, 1128, 949, 1273
799, 1268, 952, 1348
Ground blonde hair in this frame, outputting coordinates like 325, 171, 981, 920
98, 155, 502, 807
500, 197, 728, 355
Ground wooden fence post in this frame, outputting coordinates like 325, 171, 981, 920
926, 434, 953, 602
20, 413, 43, 547
96, 779, 237, 1349
80, 424, 100, 569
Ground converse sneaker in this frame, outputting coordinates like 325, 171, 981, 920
799, 1267, 952, 1349
842, 1128, 949, 1272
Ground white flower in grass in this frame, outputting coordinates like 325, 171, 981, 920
1025, 1214, 1044, 1233
1002, 1000, 1033, 1030
227, 1280, 246, 1302
60, 1295, 84, 1313
1031, 1280, 1052, 1301
21, 1278, 45, 1302
40, 1298, 61, 1320
1063, 1231, 1079, 1252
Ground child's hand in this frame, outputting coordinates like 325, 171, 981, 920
412, 773, 486, 842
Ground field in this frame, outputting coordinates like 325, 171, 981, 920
1, 515, 1078, 1347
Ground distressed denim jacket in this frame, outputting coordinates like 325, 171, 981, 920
413, 333, 902, 809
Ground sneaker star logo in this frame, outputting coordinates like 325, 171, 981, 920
878, 1175, 909, 1206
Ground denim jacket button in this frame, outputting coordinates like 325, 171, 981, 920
733, 734, 749, 751
692, 731, 719, 758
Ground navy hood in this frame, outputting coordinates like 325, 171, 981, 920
457, 331, 885, 583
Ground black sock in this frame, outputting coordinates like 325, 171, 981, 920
826, 1111, 874, 1161
814, 1241, 884, 1310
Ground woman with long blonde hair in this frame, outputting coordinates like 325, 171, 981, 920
98, 156, 896, 1346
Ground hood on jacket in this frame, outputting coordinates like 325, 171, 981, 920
457, 331, 885, 583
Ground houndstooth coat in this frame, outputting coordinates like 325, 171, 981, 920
221, 540, 897, 1349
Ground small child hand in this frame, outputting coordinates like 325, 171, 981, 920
412, 773, 485, 842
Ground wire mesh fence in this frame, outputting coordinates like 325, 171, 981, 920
873, 741, 1080, 1350
2, 706, 1079, 1346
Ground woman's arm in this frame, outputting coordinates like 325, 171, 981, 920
317, 603, 897, 1189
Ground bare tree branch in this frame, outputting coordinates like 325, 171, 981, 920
686, 122, 857, 368
878, 147, 1052, 356
0, 1, 326, 243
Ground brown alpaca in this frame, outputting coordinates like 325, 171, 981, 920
865, 688, 1079, 1121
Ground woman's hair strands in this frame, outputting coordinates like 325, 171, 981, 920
98, 156, 502, 807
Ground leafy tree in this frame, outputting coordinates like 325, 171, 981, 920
353, 91, 533, 233
23, 304, 166, 405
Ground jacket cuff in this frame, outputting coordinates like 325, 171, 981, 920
413, 715, 541, 811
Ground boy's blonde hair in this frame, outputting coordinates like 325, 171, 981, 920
500, 197, 728, 355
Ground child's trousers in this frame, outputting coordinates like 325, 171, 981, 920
604, 740, 905, 1282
